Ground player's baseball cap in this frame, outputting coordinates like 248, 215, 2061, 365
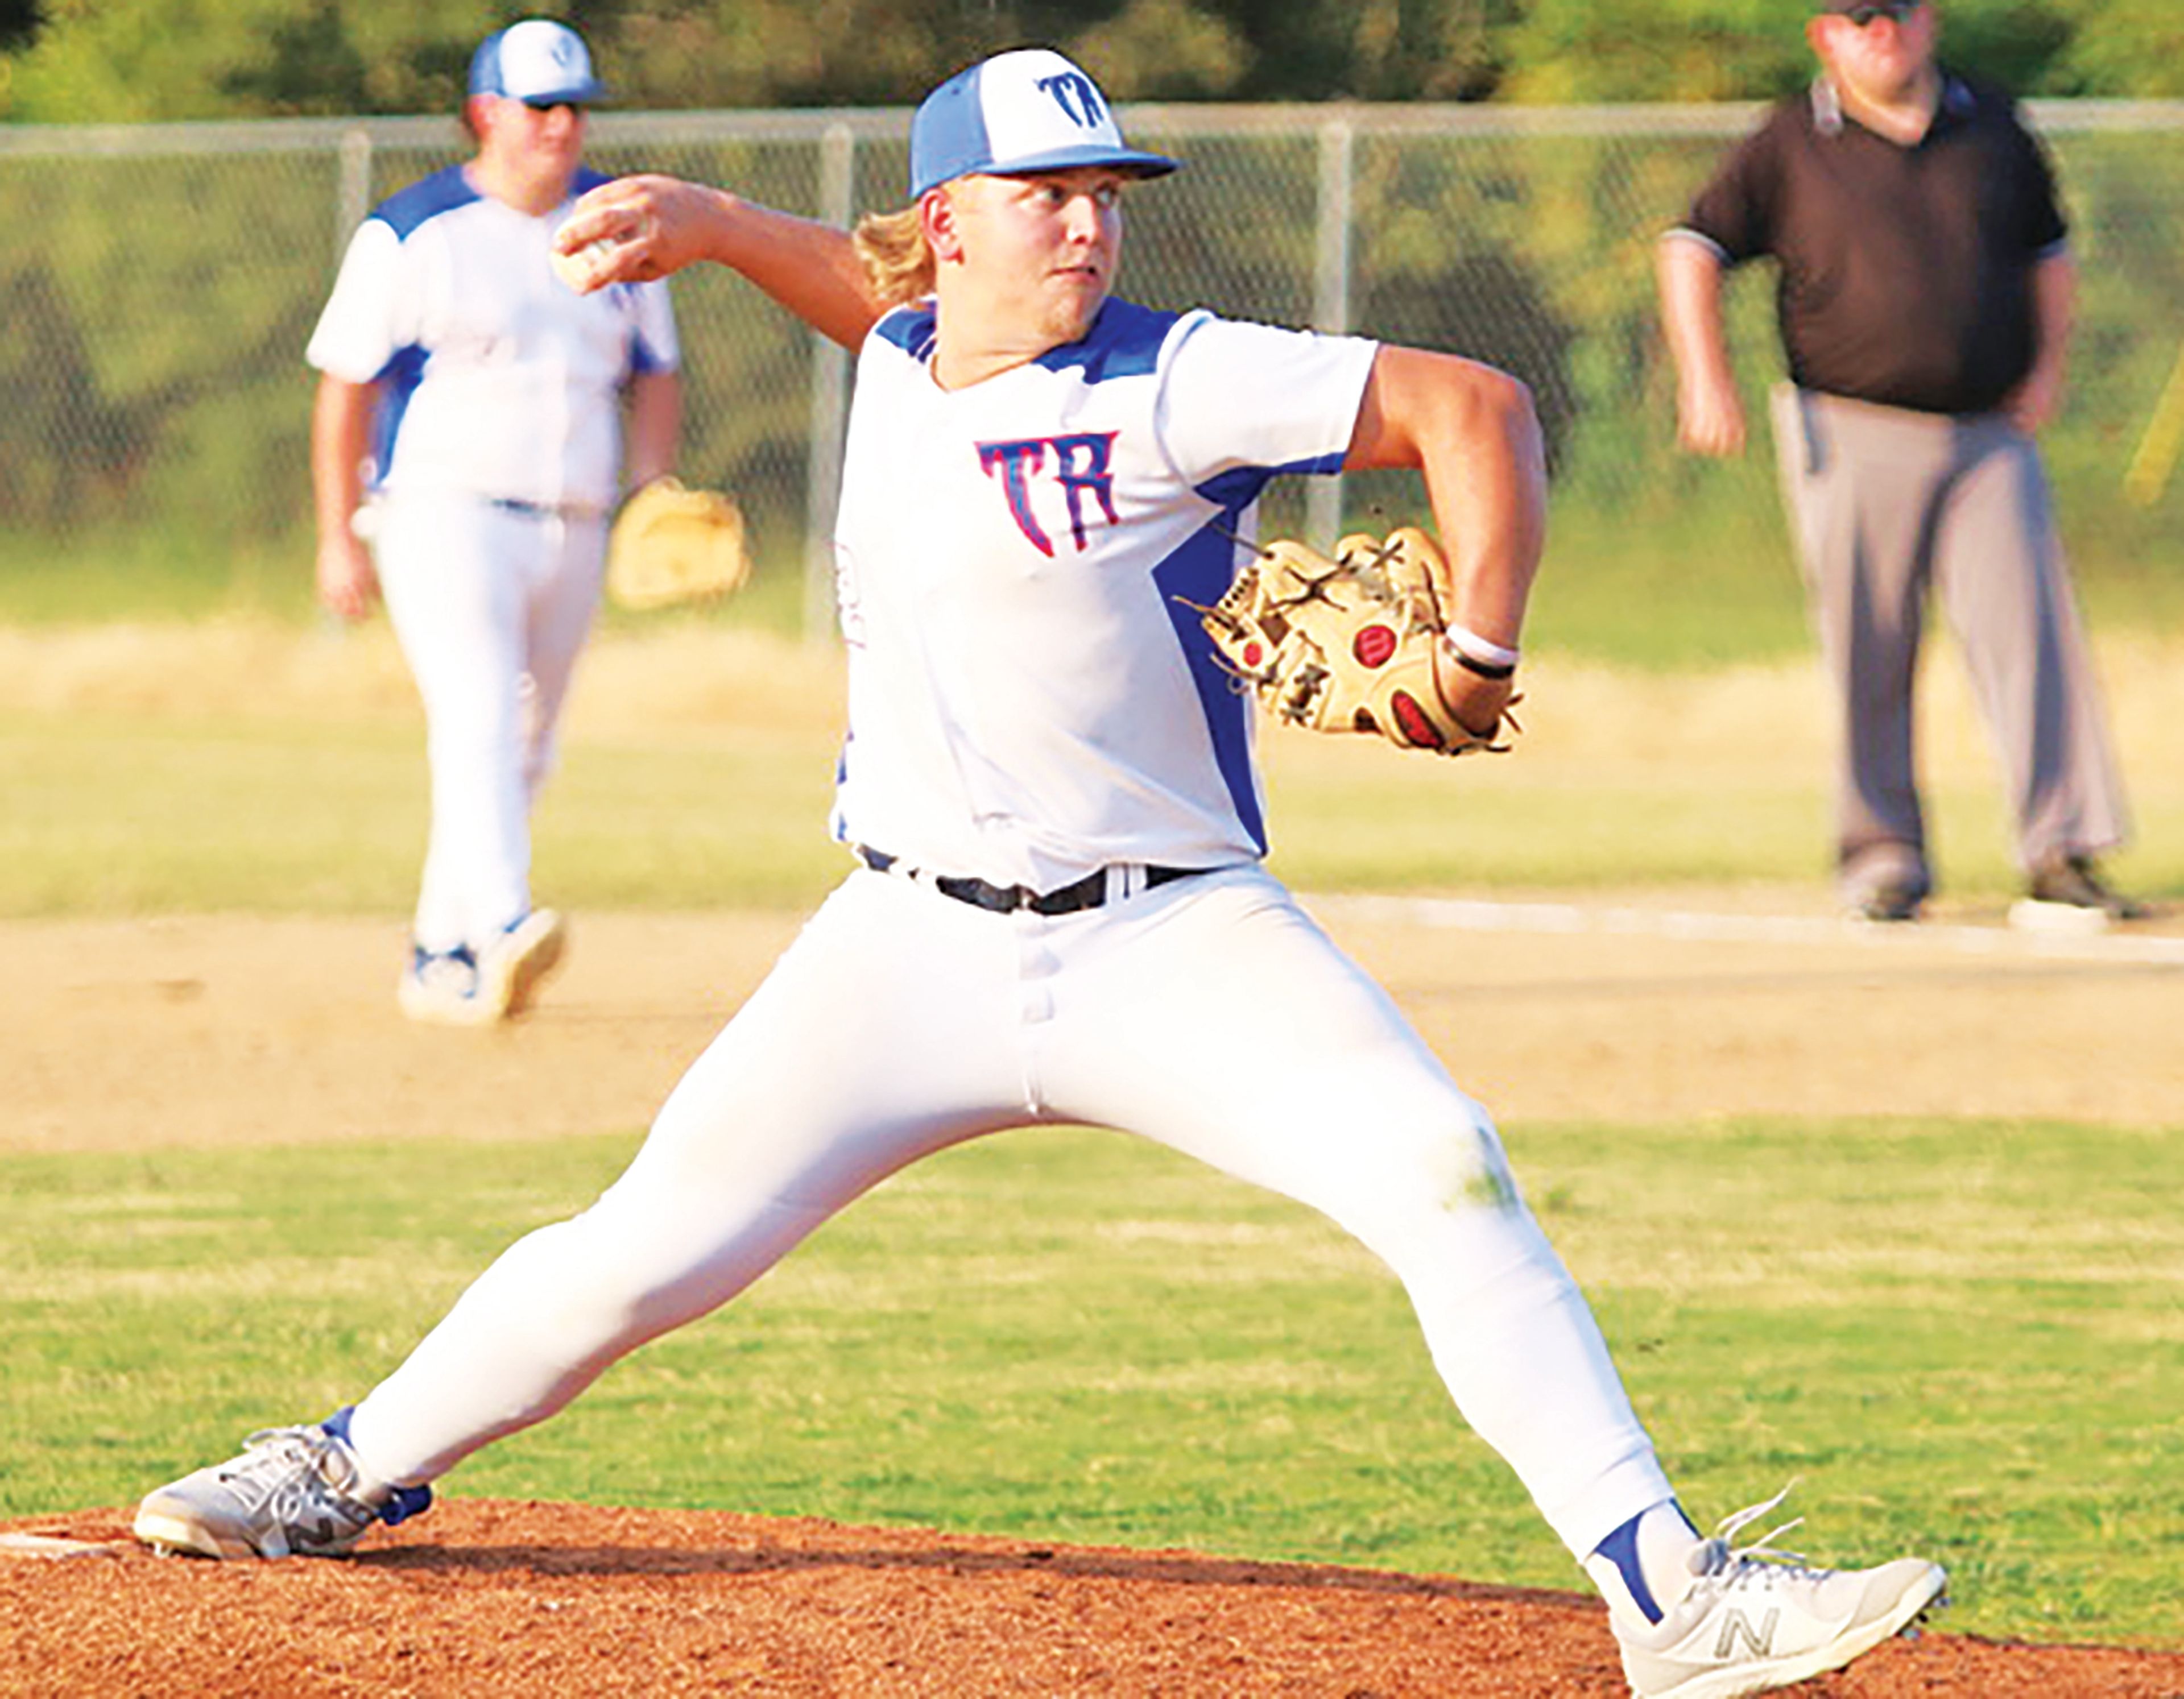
469, 19, 609, 107
908, 48, 1178, 200
1815, 0, 1922, 14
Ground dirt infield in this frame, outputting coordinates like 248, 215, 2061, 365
6, 898, 2183, 1694
6, 890, 2180, 1155
5, 1498, 2183, 1697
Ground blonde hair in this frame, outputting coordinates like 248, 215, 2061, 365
853, 202, 938, 309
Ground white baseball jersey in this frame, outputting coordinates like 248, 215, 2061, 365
830, 300, 1379, 892
306, 165, 678, 512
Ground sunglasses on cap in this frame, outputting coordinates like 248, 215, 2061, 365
1836, 1, 1921, 25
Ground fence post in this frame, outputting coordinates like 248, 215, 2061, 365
336, 126, 372, 262
803, 122, 857, 645
1310, 117, 1354, 542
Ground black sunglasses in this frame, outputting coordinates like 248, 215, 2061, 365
1839, 1, 1920, 24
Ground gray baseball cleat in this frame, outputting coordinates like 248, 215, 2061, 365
1613, 1490, 1946, 1698
133, 1407, 431, 1560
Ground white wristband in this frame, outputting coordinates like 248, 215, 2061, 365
1442, 624, 1521, 672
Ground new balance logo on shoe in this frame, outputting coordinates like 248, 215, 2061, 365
1714, 1606, 1779, 1660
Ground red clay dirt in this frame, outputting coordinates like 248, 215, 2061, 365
4, 1498, 2182, 1697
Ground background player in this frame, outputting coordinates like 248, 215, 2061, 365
309, 18, 684, 1023
1658, 0, 2140, 926
140, 49, 1943, 1698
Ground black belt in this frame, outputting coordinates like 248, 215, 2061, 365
487, 497, 605, 520
857, 846, 1202, 917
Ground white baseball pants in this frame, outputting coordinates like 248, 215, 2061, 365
374, 493, 609, 954
348, 863, 1673, 1559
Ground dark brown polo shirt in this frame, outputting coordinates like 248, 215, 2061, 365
1674, 74, 2069, 416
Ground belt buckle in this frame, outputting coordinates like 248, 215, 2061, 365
862, 844, 1176, 918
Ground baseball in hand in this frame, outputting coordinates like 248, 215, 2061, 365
550, 231, 620, 293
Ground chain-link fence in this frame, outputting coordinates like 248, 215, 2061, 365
3, 100, 2181, 639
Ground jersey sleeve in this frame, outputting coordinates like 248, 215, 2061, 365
304, 218, 405, 383
1677, 115, 1784, 268
1154, 313, 1379, 490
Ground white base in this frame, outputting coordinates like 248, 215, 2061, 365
2008, 897, 2112, 936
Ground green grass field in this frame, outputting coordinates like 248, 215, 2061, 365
9, 488, 2182, 672
3, 636, 2181, 915
3, 1119, 2177, 1647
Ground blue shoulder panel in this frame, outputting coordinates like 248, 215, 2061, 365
875, 304, 940, 363
1036, 299, 1178, 383
369, 167, 481, 242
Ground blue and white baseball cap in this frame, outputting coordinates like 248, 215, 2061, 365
908, 49, 1178, 200
469, 19, 609, 107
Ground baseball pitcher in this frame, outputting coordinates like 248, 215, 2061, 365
142, 50, 1943, 1699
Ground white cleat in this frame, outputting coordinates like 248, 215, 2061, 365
133, 1417, 414, 1560
398, 943, 499, 1027
397, 911, 566, 1026
1614, 1490, 1947, 1698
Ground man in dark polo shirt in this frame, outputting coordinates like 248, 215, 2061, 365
1657, 0, 2141, 926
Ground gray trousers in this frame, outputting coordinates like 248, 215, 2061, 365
1769, 384, 2129, 895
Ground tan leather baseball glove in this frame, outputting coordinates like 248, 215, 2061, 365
1198, 526, 1517, 756
606, 478, 752, 611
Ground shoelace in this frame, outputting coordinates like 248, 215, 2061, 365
230, 1425, 380, 1506
1691, 1483, 1832, 1591
220, 1425, 342, 1489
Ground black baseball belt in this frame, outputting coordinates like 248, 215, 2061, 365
855, 845, 1206, 917
486, 496, 609, 521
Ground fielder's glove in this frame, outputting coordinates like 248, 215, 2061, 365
606, 478, 752, 611
1198, 526, 1518, 756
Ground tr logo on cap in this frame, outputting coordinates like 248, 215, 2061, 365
908, 49, 1179, 200
1035, 71, 1106, 130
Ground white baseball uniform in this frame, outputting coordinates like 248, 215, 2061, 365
307, 165, 680, 955
344, 299, 1673, 1563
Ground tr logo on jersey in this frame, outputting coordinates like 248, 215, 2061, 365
1035, 72, 1107, 130
978, 432, 1120, 556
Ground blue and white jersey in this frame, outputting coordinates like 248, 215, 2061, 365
305, 166, 679, 513
830, 299, 1378, 890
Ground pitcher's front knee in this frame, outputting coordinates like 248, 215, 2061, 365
1422, 1117, 1522, 1213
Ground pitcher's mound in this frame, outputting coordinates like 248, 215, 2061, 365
5, 1499, 2181, 1696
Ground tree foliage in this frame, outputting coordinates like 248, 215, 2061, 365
0, 0, 42, 55
10, 0, 2184, 123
